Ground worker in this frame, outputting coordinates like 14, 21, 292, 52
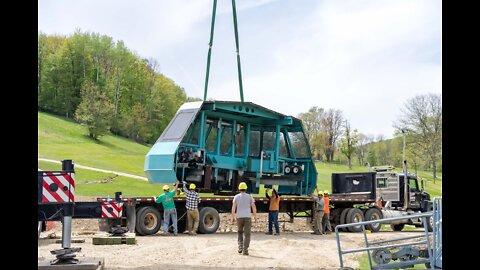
156, 181, 180, 236
265, 188, 281, 235
322, 190, 332, 234
183, 182, 201, 235
376, 195, 383, 209
232, 182, 257, 256
310, 191, 325, 235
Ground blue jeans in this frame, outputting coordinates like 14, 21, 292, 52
163, 208, 178, 234
268, 211, 280, 234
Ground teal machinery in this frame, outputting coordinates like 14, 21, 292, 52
145, 100, 317, 196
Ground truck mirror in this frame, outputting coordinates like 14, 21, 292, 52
421, 179, 425, 190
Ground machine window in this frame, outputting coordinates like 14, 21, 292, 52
409, 178, 418, 191
249, 130, 261, 157
377, 178, 387, 188
159, 111, 196, 141
288, 131, 310, 158
279, 132, 289, 157
220, 125, 232, 155
235, 124, 245, 157
205, 122, 217, 153
262, 131, 275, 151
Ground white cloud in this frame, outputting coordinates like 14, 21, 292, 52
38, 0, 441, 139
207, 0, 441, 138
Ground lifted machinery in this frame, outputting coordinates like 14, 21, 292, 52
144, 101, 317, 196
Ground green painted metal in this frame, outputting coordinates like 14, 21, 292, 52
203, 0, 245, 102
203, 0, 217, 101
145, 101, 318, 195
244, 123, 251, 158
199, 112, 206, 148
275, 125, 280, 161
231, 0, 244, 102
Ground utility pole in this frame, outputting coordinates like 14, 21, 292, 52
402, 129, 408, 209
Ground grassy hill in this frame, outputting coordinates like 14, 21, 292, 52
38, 112, 442, 198
38, 112, 149, 176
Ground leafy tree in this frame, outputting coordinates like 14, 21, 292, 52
339, 120, 359, 170
38, 30, 190, 144
74, 81, 114, 139
298, 106, 324, 160
321, 109, 343, 162
395, 94, 442, 183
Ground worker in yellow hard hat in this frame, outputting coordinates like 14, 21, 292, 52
156, 180, 180, 236
182, 182, 201, 235
232, 182, 257, 255
322, 190, 332, 234
265, 187, 281, 235
310, 190, 325, 235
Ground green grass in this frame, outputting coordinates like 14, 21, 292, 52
38, 112, 149, 176
38, 160, 160, 197
355, 253, 429, 269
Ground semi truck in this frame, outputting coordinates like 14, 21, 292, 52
328, 166, 434, 233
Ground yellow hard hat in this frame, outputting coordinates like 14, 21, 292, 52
163, 185, 170, 191
323, 190, 329, 194
238, 182, 247, 190
189, 183, 196, 190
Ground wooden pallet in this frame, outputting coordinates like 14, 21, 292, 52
92, 234, 136, 245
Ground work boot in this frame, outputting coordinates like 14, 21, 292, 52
274, 232, 280, 236
243, 250, 249, 256
238, 249, 243, 254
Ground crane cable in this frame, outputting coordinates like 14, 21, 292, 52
203, 0, 245, 102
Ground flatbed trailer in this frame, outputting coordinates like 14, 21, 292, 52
38, 160, 320, 235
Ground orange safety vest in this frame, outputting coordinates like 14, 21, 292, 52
324, 196, 330, 214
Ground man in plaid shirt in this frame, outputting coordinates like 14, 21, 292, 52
183, 182, 201, 235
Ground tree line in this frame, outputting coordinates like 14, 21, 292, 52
38, 30, 194, 143
298, 93, 442, 181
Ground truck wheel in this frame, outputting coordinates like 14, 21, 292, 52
330, 208, 342, 230
365, 208, 383, 232
198, 207, 220, 234
426, 216, 434, 232
339, 208, 350, 232
390, 223, 405, 231
136, 207, 162, 236
346, 208, 364, 232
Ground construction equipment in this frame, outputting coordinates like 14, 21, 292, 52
327, 169, 434, 233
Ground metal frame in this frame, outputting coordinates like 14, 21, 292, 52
335, 200, 442, 270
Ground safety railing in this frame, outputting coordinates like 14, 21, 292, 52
335, 212, 438, 270
432, 197, 442, 268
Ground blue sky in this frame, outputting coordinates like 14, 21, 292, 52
38, 0, 441, 139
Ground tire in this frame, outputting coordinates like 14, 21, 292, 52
346, 208, 364, 232
365, 208, 383, 232
198, 207, 220, 234
339, 208, 350, 232
390, 223, 405, 231
330, 208, 343, 230
426, 216, 434, 232
135, 206, 162, 236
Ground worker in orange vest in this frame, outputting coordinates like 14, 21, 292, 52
322, 190, 332, 234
